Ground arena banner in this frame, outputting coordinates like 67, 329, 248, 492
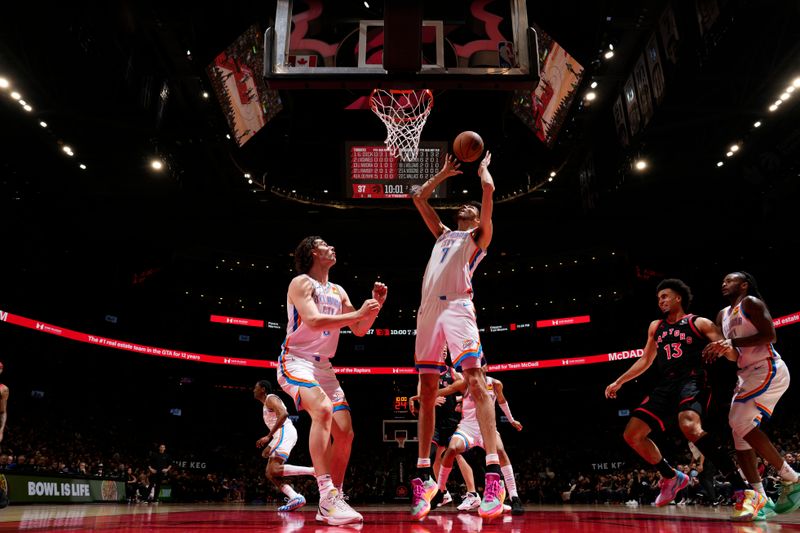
2, 473, 125, 503
1, 309, 798, 373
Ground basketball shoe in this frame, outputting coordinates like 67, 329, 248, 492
755, 497, 776, 521
732, 489, 766, 521
457, 491, 481, 511
654, 469, 689, 507
437, 490, 452, 507
278, 494, 306, 512
317, 489, 363, 525
478, 473, 505, 519
775, 480, 800, 514
410, 477, 438, 520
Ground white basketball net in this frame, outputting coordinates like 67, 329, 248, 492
370, 89, 434, 162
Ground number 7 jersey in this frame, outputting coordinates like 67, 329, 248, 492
420, 229, 486, 303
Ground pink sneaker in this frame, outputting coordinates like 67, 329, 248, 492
410, 477, 438, 520
479, 473, 505, 519
654, 470, 689, 507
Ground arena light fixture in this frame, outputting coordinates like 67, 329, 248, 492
634, 159, 647, 171
23, 105, 32, 112
79, 164, 87, 170
730, 144, 739, 152
202, 91, 209, 99
585, 91, 597, 101
548, 177, 553, 182
18, 99, 27, 106
780, 92, 791, 101
716, 161, 724, 167
753, 121, 761, 128
10, 91, 21, 100
726, 151, 733, 157
604, 50, 615, 59
549, 171, 556, 177
150, 159, 164, 170
793, 77, 800, 88
590, 81, 598, 89
769, 104, 778, 112
39, 121, 47, 128
0, 77, 9, 89
787, 86, 795, 94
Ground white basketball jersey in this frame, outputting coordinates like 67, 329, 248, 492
461, 376, 497, 423
282, 275, 343, 360
262, 394, 291, 430
421, 229, 485, 303
721, 301, 780, 369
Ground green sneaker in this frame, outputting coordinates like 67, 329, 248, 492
774, 481, 800, 514
755, 497, 776, 521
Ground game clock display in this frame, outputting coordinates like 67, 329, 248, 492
346, 142, 447, 199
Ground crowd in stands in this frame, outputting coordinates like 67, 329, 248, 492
2, 411, 799, 508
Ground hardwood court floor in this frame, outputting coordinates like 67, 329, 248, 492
1, 503, 799, 531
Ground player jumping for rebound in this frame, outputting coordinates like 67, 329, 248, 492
410, 152, 506, 520
253, 380, 315, 511
605, 279, 747, 507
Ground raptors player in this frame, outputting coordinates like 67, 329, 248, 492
409, 152, 505, 520
253, 380, 315, 512
278, 236, 387, 525
605, 279, 747, 511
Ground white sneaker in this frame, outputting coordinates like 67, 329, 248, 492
438, 490, 453, 507
458, 491, 481, 511
502, 503, 511, 512
316, 489, 363, 525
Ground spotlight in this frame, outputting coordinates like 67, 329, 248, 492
726, 151, 733, 157
793, 77, 800, 88
549, 171, 556, 177
634, 159, 647, 171
716, 161, 724, 167
604, 50, 614, 59
585, 91, 597, 101
0, 77, 9, 89
730, 144, 739, 152
590, 81, 598, 89
39, 121, 47, 128
769, 104, 778, 112
10, 91, 21, 100
79, 164, 87, 170
23, 105, 32, 112
150, 159, 164, 170
753, 121, 761, 128
202, 91, 209, 98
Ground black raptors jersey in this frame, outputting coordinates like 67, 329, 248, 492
437, 367, 459, 423
654, 314, 707, 378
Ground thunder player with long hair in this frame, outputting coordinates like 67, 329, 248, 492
410, 151, 505, 520
605, 279, 747, 508
253, 380, 315, 511
704, 272, 800, 520
278, 236, 387, 525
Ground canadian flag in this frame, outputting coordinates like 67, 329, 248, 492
289, 55, 318, 68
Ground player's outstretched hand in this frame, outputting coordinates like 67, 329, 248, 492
372, 282, 388, 306
605, 381, 622, 399
441, 154, 463, 178
256, 436, 270, 448
510, 420, 523, 431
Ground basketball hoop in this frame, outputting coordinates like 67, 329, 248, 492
370, 89, 434, 162
394, 429, 408, 449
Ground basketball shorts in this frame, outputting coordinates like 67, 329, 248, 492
277, 353, 350, 413
266, 422, 299, 461
729, 358, 789, 450
631, 370, 710, 432
415, 297, 484, 374
450, 418, 500, 451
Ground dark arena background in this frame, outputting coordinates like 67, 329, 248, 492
2, 1, 800, 531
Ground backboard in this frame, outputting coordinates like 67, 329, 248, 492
264, 0, 539, 89
382, 419, 419, 443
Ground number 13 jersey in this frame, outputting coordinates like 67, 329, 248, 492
654, 314, 707, 378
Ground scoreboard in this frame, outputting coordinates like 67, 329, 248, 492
346, 141, 447, 199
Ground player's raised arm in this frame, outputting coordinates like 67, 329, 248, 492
474, 151, 494, 250
605, 319, 660, 399
411, 155, 462, 238
288, 276, 379, 332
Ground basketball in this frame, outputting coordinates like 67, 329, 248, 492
453, 131, 484, 162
